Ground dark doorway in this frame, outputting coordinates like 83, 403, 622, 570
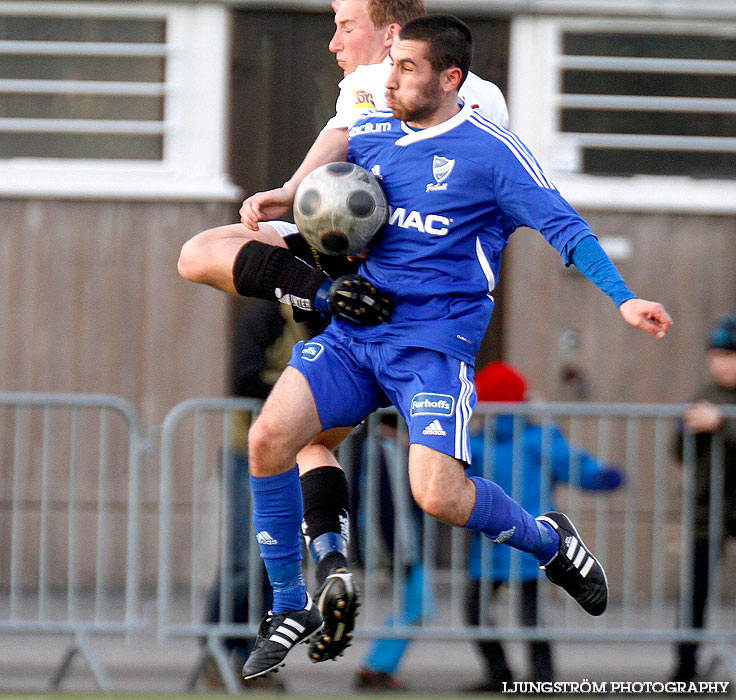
227, 9, 511, 372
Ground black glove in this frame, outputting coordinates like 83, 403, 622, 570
314, 274, 394, 326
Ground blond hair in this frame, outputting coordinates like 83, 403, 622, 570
368, 0, 425, 29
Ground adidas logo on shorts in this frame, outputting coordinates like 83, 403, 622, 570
422, 420, 446, 436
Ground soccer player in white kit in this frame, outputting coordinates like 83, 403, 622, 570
177, 0, 509, 666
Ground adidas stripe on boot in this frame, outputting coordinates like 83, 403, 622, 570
537, 511, 608, 616
242, 594, 323, 680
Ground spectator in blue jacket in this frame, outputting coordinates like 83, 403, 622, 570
351, 417, 433, 691
464, 361, 623, 692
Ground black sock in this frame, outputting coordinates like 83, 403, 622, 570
300, 466, 350, 581
232, 240, 327, 309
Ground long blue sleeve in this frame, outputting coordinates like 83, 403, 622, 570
566, 233, 637, 307
547, 427, 619, 490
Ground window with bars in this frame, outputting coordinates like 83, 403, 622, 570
0, 3, 238, 200
509, 17, 736, 211
558, 29, 736, 179
0, 15, 166, 160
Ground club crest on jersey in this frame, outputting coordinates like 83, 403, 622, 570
301, 342, 324, 362
427, 156, 455, 192
353, 89, 375, 109
410, 393, 455, 417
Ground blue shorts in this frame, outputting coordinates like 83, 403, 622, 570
288, 324, 476, 463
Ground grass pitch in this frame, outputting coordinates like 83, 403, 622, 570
0, 695, 500, 700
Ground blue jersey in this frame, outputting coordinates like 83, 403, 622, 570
343, 104, 593, 364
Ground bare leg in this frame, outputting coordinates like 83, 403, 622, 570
297, 428, 353, 474
407, 443, 476, 526
178, 222, 286, 294
245, 365, 323, 625
182, 223, 360, 659
248, 366, 323, 475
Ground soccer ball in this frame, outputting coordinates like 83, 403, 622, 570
293, 162, 388, 256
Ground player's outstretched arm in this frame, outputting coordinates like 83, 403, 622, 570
618, 298, 672, 339
240, 127, 350, 230
564, 235, 672, 339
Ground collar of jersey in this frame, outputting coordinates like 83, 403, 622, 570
349, 55, 391, 83
395, 103, 473, 146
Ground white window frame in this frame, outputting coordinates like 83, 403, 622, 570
0, 1, 240, 201
508, 15, 736, 214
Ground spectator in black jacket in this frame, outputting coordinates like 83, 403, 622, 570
671, 314, 736, 683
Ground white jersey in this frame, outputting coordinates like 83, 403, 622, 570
323, 56, 508, 131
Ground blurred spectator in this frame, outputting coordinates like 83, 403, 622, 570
200, 297, 312, 691
670, 314, 736, 683
350, 417, 433, 691
464, 361, 623, 692
350, 361, 623, 692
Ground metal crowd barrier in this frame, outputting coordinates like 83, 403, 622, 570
3, 394, 735, 691
0, 393, 148, 690
157, 397, 266, 693
156, 398, 736, 691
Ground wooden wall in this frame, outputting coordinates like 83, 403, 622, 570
502, 211, 736, 404
1, 203, 733, 596
0, 198, 234, 427
0, 197, 236, 590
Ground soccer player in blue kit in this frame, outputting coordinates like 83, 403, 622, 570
240, 14, 673, 680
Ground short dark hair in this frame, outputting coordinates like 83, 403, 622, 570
398, 14, 472, 84
368, 0, 425, 28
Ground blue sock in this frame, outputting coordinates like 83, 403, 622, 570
464, 476, 559, 563
250, 466, 307, 613
536, 519, 560, 565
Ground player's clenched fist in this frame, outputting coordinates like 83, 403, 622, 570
618, 298, 673, 339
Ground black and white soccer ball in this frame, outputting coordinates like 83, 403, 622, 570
294, 162, 388, 256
